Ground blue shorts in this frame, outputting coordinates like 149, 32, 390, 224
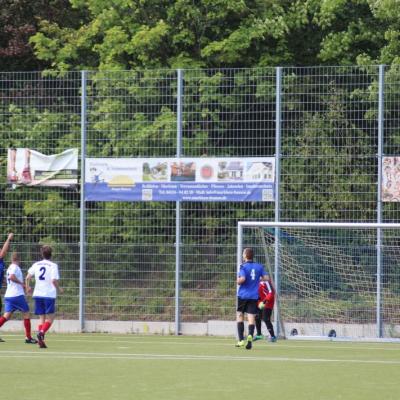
4, 295, 30, 313
34, 297, 56, 315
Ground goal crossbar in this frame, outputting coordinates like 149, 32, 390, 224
238, 221, 400, 229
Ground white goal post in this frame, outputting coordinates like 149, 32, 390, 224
237, 221, 400, 341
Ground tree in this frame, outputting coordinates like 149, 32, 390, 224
30, 0, 317, 70
0, 0, 86, 71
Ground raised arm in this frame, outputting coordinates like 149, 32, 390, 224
0, 233, 13, 259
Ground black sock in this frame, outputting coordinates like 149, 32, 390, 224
237, 322, 244, 341
268, 327, 275, 338
264, 309, 275, 337
255, 315, 262, 336
265, 320, 275, 338
248, 324, 255, 337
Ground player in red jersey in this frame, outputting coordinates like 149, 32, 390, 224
254, 278, 277, 342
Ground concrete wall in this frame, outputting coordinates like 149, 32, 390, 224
1, 320, 400, 340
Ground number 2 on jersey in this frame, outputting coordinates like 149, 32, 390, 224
39, 267, 46, 280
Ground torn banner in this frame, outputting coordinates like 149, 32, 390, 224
7, 148, 78, 188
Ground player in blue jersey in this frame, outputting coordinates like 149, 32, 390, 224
0, 233, 13, 342
236, 247, 268, 349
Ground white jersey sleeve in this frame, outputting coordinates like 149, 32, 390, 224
50, 264, 60, 281
27, 264, 35, 277
8, 264, 18, 276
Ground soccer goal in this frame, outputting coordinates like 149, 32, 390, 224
237, 221, 400, 341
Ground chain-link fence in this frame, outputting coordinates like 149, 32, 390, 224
1, 66, 399, 337
0, 71, 81, 320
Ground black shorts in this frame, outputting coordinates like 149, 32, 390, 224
237, 298, 258, 315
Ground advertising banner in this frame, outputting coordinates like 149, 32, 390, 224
7, 148, 78, 188
382, 156, 400, 202
85, 157, 275, 202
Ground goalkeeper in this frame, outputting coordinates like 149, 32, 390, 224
254, 278, 276, 342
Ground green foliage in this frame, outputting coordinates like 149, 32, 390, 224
5, 0, 400, 71
26, 1, 313, 69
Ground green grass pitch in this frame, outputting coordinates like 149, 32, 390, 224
0, 333, 399, 400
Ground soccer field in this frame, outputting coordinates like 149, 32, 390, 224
0, 333, 399, 400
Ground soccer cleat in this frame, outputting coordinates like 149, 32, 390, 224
235, 340, 245, 347
0, 337, 5, 343
37, 332, 47, 348
269, 336, 277, 343
25, 338, 38, 344
245, 334, 253, 350
253, 334, 264, 341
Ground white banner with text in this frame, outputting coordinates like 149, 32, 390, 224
85, 157, 275, 202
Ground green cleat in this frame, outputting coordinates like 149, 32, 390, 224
245, 334, 253, 350
253, 334, 264, 341
235, 340, 245, 347
269, 336, 277, 343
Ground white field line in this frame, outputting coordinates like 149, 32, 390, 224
0, 350, 399, 364
2, 336, 400, 352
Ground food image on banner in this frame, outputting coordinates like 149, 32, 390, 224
170, 161, 196, 181
7, 148, 78, 188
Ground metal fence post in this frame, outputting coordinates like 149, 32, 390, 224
274, 67, 282, 337
79, 70, 87, 332
237, 223, 243, 278
175, 69, 183, 335
377, 64, 385, 338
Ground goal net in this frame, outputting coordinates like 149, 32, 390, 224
238, 222, 400, 341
